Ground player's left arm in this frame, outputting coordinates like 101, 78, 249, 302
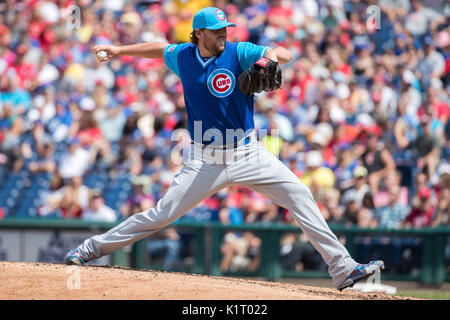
236, 42, 292, 71
237, 44, 291, 95
264, 47, 293, 65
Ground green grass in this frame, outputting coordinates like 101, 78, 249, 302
395, 290, 450, 300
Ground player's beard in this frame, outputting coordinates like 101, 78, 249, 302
204, 37, 226, 56
215, 37, 226, 54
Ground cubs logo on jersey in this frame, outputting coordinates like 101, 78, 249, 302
207, 69, 235, 98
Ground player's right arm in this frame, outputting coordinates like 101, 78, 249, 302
92, 42, 169, 62
92, 42, 188, 79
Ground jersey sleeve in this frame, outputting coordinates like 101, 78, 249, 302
236, 42, 271, 71
163, 43, 189, 77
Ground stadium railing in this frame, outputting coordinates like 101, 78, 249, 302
0, 218, 448, 285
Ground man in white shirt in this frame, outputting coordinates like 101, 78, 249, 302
405, 0, 445, 37
82, 191, 117, 223
417, 37, 446, 89
58, 138, 90, 179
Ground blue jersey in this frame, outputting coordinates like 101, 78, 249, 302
164, 41, 269, 145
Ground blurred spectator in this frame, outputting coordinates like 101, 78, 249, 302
82, 190, 117, 223
261, 119, 284, 157
224, 3, 250, 43
27, 140, 56, 175
220, 231, 261, 272
89, 137, 117, 172
119, 145, 144, 176
374, 185, 410, 229
46, 99, 73, 143
95, 98, 127, 143
409, 114, 442, 180
217, 189, 260, 272
400, 70, 422, 117
58, 137, 90, 179
266, 0, 293, 30
373, 169, 409, 208
244, 191, 274, 223
59, 176, 92, 219
37, 172, 64, 218
300, 150, 336, 196
280, 231, 326, 272
361, 132, 396, 193
417, 36, 446, 89
243, 0, 268, 44
170, 0, 212, 43
423, 86, 449, 126
404, 0, 445, 38
393, 91, 419, 186
432, 170, 450, 226
0, 100, 24, 172
218, 188, 244, 225
0, 75, 31, 112
379, 0, 410, 17
341, 188, 376, 228
120, 175, 155, 218
286, 155, 302, 178
146, 227, 182, 271
341, 166, 370, 206
27, 87, 57, 125
405, 187, 436, 228
73, 109, 104, 148
333, 143, 359, 191
320, 188, 345, 225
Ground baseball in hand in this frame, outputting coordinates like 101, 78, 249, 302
97, 50, 108, 59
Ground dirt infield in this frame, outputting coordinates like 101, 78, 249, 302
0, 261, 410, 300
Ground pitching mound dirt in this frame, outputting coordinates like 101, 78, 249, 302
0, 261, 409, 300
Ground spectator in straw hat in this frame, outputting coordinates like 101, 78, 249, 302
300, 150, 336, 197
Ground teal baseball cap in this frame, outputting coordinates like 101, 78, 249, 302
192, 7, 236, 31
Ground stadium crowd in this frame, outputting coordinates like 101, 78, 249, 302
0, 0, 449, 272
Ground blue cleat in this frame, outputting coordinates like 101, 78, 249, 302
65, 248, 86, 266
337, 260, 385, 291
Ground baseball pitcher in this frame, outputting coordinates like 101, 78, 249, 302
65, 7, 384, 291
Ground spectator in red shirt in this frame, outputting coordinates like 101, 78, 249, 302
418, 86, 449, 125
404, 188, 436, 228
267, 0, 293, 29
59, 176, 92, 219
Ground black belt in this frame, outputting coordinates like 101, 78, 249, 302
191, 136, 252, 150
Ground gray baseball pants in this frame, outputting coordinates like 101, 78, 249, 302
76, 136, 357, 287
